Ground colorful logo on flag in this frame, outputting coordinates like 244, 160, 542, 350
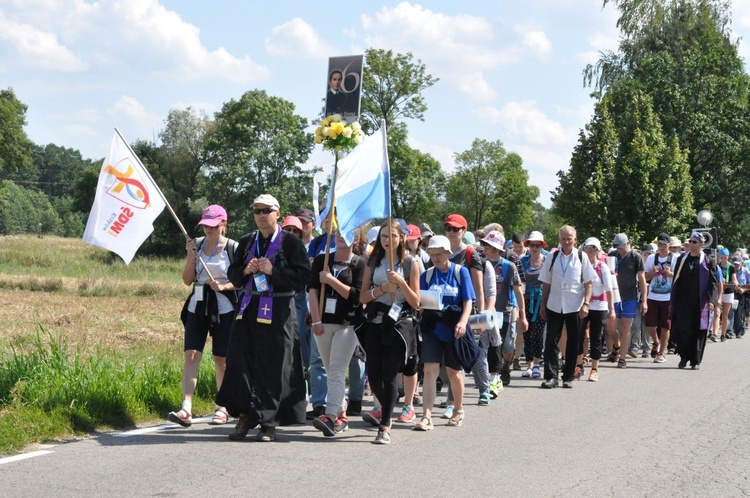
104, 159, 152, 210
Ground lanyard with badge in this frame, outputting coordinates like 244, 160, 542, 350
560, 252, 574, 291
386, 261, 407, 321
324, 260, 350, 315
194, 237, 223, 302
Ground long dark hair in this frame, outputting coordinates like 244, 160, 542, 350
368, 220, 407, 268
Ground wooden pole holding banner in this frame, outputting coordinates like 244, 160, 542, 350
318, 157, 340, 314
113, 127, 214, 280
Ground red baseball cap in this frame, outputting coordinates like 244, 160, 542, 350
445, 214, 467, 229
406, 224, 421, 241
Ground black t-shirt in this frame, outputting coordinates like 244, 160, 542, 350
721, 263, 736, 294
308, 254, 365, 324
608, 249, 644, 301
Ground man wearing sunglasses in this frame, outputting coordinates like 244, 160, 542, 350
217, 194, 312, 442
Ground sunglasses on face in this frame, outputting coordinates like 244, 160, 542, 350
689, 240, 701, 244
253, 208, 276, 215
583, 245, 598, 251
444, 225, 463, 232
528, 243, 542, 248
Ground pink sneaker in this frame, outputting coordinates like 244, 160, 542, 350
397, 405, 415, 423
362, 408, 381, 427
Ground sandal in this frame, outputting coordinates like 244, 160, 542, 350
521, 367, 533, 378
167, 408, 192, 427
413, 417, 434, 431
607, 347, 620, 363
446, 409, 464, 427
210, 406, 229, 425
617, 358, 627, 369
532, 365, 541, 378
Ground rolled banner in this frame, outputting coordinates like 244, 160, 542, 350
608, 256, 622, 304
468, 310, 496, 330
420, 289, 443, 310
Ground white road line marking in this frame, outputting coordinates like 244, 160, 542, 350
0, 450, 54, 465
114, 417, 213, 437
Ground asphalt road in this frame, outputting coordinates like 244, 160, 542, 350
2, 336, 749, 497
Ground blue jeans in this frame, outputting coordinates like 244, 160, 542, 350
295, 291, 311, 369
309, 331, 328, 409
348, 356, 365, 402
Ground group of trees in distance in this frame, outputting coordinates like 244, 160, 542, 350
1, 0, 749, 254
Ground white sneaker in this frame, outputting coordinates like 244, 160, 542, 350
441, 404, 454, 419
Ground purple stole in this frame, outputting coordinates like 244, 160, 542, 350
236, 225, 283, 323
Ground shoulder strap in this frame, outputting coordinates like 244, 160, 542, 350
453, 262, 462, 286
549, 250, 560, 272
403, 255, 412, 284
465, 244, 474, 265
425, 266, 435, 286
225, 238, 238, 265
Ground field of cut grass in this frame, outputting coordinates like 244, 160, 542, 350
0, 236, 221, 455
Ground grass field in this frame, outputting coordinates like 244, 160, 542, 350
0, 235, 220, 455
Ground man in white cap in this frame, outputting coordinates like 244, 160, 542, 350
607, 233, 648, 368
217, 194, 312, 442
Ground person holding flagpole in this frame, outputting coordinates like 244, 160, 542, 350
360, 220, 420, 445
217, 194, 311, 442
168, 205, 239, 427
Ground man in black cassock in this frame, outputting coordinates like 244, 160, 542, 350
670, 232, 718, 370
217, 194, 311, 442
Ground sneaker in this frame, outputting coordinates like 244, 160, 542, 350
313, 415, 336, 437
627, 349, 637, 358
726, 332, 734, 339
522, 367, 533, 378
667, 347, 676, 355
573, 365, 585, 380
442, 404, 454, 419
532, 365, 541, 378
306, 405, 326, 421
397, 405, 415, 423
709, 333, 718, 342
255, 425, 276, 442
641, 351, 650, 358
562, 381, 573, 389
512, 358, 522, 371
500, 368, 511, 386
346, 400, 362, 416
651, 343, 659, 358
588, 370, 599, 382
362, 408, 381, 427
540, 378, 558, 389
617, 358, 627, 369
607, 350, 619, 362
412, 394, 421, 406
654, 354, 666, 363
720, 334, 727, 343
372, 428, 391, 445
438, 400, 448, 408
488, 381, 499, 399
478, 391, 491, 406
334, 416, 349, 433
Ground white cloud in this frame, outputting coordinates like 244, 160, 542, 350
474, 101, 576, 147
458, 71, 498, 102
265, 18, 337, 59
0, 0, 269, 82
520, 29, 553, 59
0, 10, 86, 71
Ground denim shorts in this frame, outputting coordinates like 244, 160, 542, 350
615, 299, 638, 319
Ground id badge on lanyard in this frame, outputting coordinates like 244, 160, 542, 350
253, 273, 269, 292
388, 302, 403, 321
194, 283, 204, 301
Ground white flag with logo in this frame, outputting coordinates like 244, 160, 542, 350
82, 131, 166, 264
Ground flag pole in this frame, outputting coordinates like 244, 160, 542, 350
380, 120, 395, 299
113, 127, 214, 280
318, 157, 340, 313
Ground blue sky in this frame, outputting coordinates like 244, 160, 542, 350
2, 0, 750, 207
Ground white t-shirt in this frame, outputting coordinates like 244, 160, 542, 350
589, 260, 613, 312
539, 250, 597, 314
188, 240, 234, 314
645, 252, 678, 302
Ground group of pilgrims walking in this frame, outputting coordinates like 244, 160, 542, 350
166, 195, 750, 444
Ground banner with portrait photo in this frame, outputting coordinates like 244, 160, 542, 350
325, 55, 363, 122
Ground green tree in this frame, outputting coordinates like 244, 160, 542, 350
0, 180, 62, 235
204, 90, 315, 235
359, 48, 439, 133
446, 139, 538, 232
585, 0, 750, 246
0, 88, 33, 176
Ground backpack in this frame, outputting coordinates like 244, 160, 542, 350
194, 236, 239, 267
424, 262, 463, 288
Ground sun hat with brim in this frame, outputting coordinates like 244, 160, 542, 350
480, 230, 505, 251
524, 230, 548, 248
583, 237, 602, 251
282, 216, 303, 231
669, 236, 682, 248
427, 235, 452, 255
198, 205, 227, 227
419, 223, 435, 238
252, 194, 280, 211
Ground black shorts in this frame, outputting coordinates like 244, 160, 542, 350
184, 310, 234, 356
400, 354, 419, 376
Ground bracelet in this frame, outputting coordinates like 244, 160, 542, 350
312, 321, 322, 326
370, 288, 376, 299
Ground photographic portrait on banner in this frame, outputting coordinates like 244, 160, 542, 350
325, 55, 363, 121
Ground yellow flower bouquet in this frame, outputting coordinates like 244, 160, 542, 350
314, 114, 363, 154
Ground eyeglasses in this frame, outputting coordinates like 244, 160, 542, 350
528, 243, 542, 248
444, 225, 463, 232
253, 208, 276, 215
380, 233, 399, 240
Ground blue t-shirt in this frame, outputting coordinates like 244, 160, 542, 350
307, 233, 337, 259
420, 263, 475, 341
